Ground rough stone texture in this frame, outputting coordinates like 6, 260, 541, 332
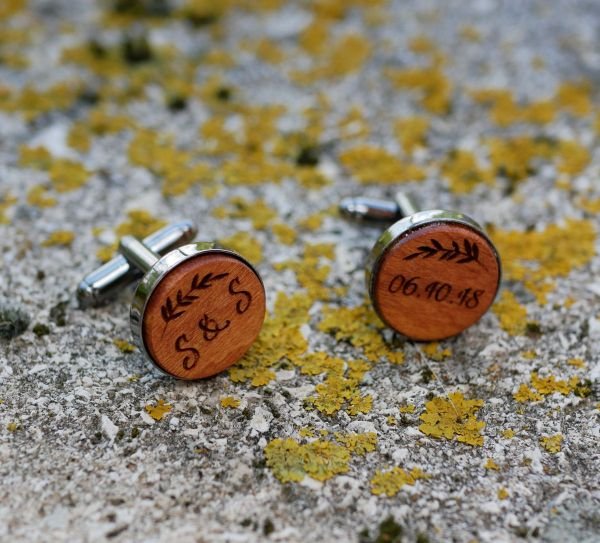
0, 1, 599, 542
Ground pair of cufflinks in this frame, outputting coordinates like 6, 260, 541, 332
78, 193, 501, 380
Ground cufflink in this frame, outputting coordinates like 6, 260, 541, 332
340, 193, 501, 341
78, 221, 265, 379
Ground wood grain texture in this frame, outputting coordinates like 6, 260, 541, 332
373, 222, 500, 341
142, 252, 265, 379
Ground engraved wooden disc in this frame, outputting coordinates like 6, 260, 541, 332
372, 222, 500, 341
142, 252, 265, 379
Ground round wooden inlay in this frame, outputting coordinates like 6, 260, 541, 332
372, 221, 500, 341
142, 252, 265, 379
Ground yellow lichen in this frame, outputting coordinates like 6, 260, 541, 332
540, 434, 563, 453
394, 116, 429, 154
128, 128, 212, 196
486, 135, 555, 183
67, 122, 92, 152
409, 35, 436, 55
88, 108, 136, 135
501, 429, 515, 439
338, 105, 370, 140
556, 140, 590, 175
513, 384, 543, 403
567, 358, 585, 368
145, 399, 172, 421
531, 372, 574, 395
459, 25, 481, 42
470, 89, 556, 126
6, 422, 20, 432
299, 427, 315, 438
492, 219, 596, 303
41, 230, 75, 247
265, 430, 377, 484
213, 197, 277, 229
441, 150, 493, 194
554, 81, 591, 117
264, 438, 350, 483
27, 185, 57, 207
274, 243, 334, 302
319, 303, 404, 364
229, 292, 309, 387
296, 169, 331, 190
0, 0, 25, 20
498, 487, 509, 500
514, 372, 579, 403
272, 223, 297, 245
421, 342, 452, 361
116, 210, 166, 239
293, 33, 371, 82
296, 353, 374, 416
67, 109, 135, 153
578, 197, 600, 214
419, 392, 485, 446
387, 64, 452, 114
299, 19, 330, 55
339, 145, 425, 184
334, 432, 377, 456
97, 210, 167, 262
219, 231, 263, 264
113, 338, 136, 353
220, 396, 241, 409
0, 81, 83, 121
399, 404, 416, 414
49, 159, 91, 192
492, 291, 527, 335
221, 153, 293, 186
0, 192, 17, 224
252, 38, 285, 64
19, 146, 52, 170
298, 211, 326, 231
371, 466, 429, 497
484, 458, 500, 471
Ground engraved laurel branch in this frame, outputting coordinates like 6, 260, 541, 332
403, 238, 480, 264
161, 272, 230, 324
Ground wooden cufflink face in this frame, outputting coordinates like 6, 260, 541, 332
131, 244, 265, 380
366, 210, 501, 341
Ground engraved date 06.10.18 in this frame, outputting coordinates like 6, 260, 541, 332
388, 274, 484, 309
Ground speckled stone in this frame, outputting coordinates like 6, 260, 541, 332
0, 1, 599, 542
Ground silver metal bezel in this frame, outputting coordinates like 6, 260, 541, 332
366, 210, 502, 333
129, 242, 265, 378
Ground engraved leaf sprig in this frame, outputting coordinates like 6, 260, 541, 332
161, 272, 229, 324
404, 238, 480, 264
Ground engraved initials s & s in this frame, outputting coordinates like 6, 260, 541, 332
175, 334, 200, 371
228, 277, 252, 314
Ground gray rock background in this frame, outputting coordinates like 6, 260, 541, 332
0, 1, 599, 542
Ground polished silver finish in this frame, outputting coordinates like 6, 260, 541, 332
77, 221, 196, 308
394, 192, 419, 217
128, 242, 263, 377
339, 196, 400, 222
339, 193, 419, 222
119, 236, 159, 273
